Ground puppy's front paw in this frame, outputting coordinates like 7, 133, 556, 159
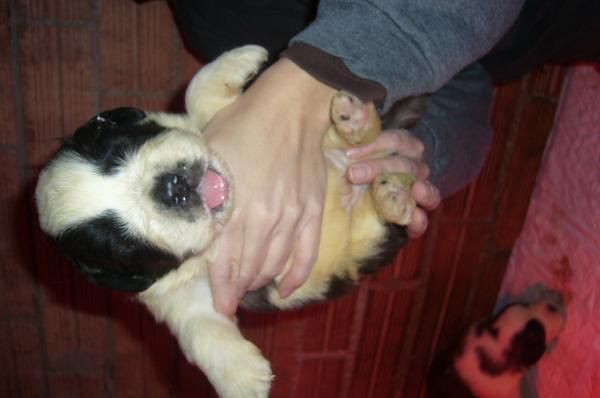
212, 339, 273, 398
331, 91, 380, 146
220, 45, 268, 90
371, 172, 416, 225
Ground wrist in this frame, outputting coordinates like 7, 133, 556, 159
282, 43, 386, 107
244, 58, 337, 139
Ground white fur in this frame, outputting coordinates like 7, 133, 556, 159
36, 46, 274, 398
139, 46, 274, 397
140, 260, 272, 398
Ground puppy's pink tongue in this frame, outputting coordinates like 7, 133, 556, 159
200, 170, 228, 209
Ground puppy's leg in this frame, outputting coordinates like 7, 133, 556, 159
185, 45, 268, 129
330, 91, 381, 147
140, 279, 272, 398
330, 92, 416, 225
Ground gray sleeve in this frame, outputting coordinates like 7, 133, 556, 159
292, 0, 523, 110
410, 62, 493, 198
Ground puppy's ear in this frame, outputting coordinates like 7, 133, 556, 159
507, 319, 547, 370
382, 94, 429, 129
54, 211, 180, 292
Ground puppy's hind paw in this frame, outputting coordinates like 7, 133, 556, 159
371, 172, 416, 226
331, 91, 380, 146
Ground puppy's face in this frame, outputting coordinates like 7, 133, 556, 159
473, 300, 566, 374
35, 107, 232, 291
428, 298, 566, 398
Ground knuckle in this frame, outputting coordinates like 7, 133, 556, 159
286, 205, 303, 222
254, 205, 273, 221
391, 157, 414, 175
387, 131, 403, 147
413, 140, 425, 156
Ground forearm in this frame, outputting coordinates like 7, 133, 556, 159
410, 62, 493, 198
284, 0, 524, 110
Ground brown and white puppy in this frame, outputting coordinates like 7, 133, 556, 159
427, 296, 566, 398
35, 45, 421, 398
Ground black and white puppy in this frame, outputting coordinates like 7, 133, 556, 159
35, 45, 422, 398
427, 297, 566, 398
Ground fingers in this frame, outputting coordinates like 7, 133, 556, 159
344, 129, 441, 240
347, 155, 429, 185
209, 229, 243, 318
278, 214, 322, 298
211, 200, 322, 315
346, 129, 425, 160
411, 180, 441, 211
406, 208, 429, 238
246, 220, 296, 292
345, 130, 429, 185
406, 181, 440, 238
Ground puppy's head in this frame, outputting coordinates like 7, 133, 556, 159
473, 300, 566, 374
35, 107, 232, 291
428, 298, 566, 397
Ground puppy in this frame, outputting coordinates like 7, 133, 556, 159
427, 297, 566, 398
35, 45, 419, 398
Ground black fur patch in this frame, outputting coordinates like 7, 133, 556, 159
477, 317, 547, 376
323, 274, 356, 300
357, 223, 408, 275
241, 282, 279, 311
505, 318, 546, 370
61, 107, 165, 176
53, 210, 180, 292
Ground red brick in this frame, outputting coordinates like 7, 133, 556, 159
19, 25, 63, 169
493, 97, 557, 250
138, 1, 175, 92
0, 9, 18, 146
58, 27, 95, 131
15, 0, 55, 19
0, 319, 46, 398
99, 0, 138, 92
17, 0, 93, 20
0, 151, 37, 317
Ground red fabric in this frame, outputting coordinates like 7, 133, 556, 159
499, 65, 600, 397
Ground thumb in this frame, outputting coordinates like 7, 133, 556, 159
347, 162, 377, 184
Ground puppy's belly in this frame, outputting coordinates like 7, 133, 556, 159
242, 162, 389, 310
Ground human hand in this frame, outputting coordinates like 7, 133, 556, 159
345, 130, 441, 238
203, 59, 337, 318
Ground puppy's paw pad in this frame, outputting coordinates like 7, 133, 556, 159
331, 92, 370, 137
371, 173, 416, 225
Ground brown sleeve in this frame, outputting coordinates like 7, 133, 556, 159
281, 42, 387, 106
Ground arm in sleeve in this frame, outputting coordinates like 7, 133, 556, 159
285, 0, 523, 110
410, 62, 493, 198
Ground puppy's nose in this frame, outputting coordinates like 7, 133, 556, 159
155, 173, 192, 207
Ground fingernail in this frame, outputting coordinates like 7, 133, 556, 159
278, 287, 291, 299
349, 165, 371, 182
